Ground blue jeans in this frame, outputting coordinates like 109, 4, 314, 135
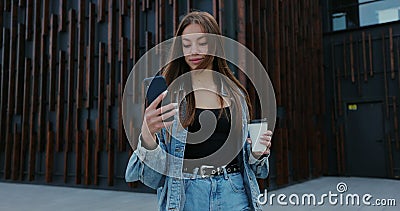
182, 172, 250, 211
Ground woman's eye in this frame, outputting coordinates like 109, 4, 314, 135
183, 44, 191, 48
199, 42, 208, 46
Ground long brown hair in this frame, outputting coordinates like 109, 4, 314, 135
162, 11, 253, 128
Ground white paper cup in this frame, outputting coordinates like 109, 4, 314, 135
248, 119, 268, 152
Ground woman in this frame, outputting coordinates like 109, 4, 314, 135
126, 11, 272, 211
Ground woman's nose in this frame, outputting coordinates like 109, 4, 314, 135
190, 44, 199, 54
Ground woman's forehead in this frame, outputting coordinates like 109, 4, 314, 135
181, 33, 207, 42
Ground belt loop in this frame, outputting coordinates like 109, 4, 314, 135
223, 167, 228, 179
191, 167, 199, 179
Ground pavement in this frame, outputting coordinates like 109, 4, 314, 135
0, 177, 399, 211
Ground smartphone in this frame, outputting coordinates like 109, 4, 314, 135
143, 76, 168, 108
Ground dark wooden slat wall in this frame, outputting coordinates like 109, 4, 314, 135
0, 0, 326, 190
241, 0, 325, 187
328, 25, 400, 178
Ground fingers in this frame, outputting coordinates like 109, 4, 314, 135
264, 130, 273, 136
258, 140, 272, 148
155, 108, 178, 123
144, 100, 178, 134
155, 103, 178, 116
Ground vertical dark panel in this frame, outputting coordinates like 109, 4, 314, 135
273, 0, 281, 105
172, 0, 178, 34
65, 9, 76, 183
130, 0, 139, 60
75, 130, 83, 184
98, 0, 106, 22
45, 124, 54, 183
28, 0, 42, 181
237, 0, 246, 86
142, 0, 146, 11
49, 15, 58, 111
11, 125, 20, 180
212, 0, 217, 19
107, 129, 114, 186
106, 0, 116, 185
282, 128, 289, 183
118, 13, 124, 60
119, 37, 128, 152
362, 31, 367, 82
84, 120, 91, 185
56, 51, 65, 152
387, 134, 394, 178
5, 3, 19, 179
59, 0, 67, 32
38, 32, 48, 152
75, 0, 85, 184
42, 0, 49, 35
155, 0, 165, 43
275, 128, 283, 185
95, 42, 106, 185
368, 33, 373, 76
77, 0, 86, 109
186, 0, 191, 12
37, 0, 50, 153
15, 24, 26, 115
343, 38, 347, 79
146, 0, 151, 10
108, 0, 116, 107
120, 0, 127, 15
19, 0, 26, 7
20, 58, 31, 180
25, 0, 33, 40
350, 34, 355, 83
86, 3, 95, 108
5, 0, 11, 11
389, 27, 394, 79
155, 0, 159, 44
159, 0, 165, 42
218, 0, 223, 31
382, 32, 389, 118
0, 0, 3, 48
393, 97, 399, 151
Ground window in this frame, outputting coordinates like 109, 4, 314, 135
330, 0, 400, 31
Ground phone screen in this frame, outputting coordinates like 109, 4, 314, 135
143, 76, 168, 108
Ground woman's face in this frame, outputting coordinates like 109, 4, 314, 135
181, 23, 210, 70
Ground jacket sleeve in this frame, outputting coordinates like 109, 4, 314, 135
125, 131, 167, 189
245, 141, 270, 178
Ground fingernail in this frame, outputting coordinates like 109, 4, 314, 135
163, 90, 168, 95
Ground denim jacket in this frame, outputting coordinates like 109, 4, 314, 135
125, 82, 269, 211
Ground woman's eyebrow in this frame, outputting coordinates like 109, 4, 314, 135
182, 35, 206, 41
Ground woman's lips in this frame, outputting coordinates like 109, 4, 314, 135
190, 58, 203, 64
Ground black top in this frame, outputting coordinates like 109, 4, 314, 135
184, 107, 239, 166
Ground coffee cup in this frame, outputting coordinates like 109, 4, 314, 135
248, 119, 268, 152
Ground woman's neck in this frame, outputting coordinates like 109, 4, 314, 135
191, 69, 215, 87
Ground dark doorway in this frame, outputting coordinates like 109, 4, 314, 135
345, 101, 387, 177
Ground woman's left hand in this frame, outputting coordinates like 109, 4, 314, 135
247, 130, 273, 159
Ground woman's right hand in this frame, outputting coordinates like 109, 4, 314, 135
141, 91, 178, 149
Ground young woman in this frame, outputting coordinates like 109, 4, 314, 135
126, 11, 273, 211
